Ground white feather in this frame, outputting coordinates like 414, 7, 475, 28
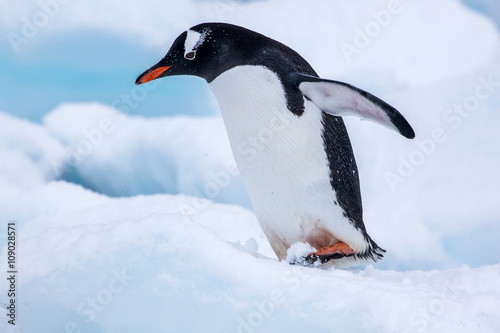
184, 29, 209, 57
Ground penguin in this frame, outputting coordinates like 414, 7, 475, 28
136, 22, 415, 268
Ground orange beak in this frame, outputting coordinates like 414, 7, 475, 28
135, 65, 172, 85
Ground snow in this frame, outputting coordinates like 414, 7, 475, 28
42, 102, 251, 208
1, 185, 500, 332
1, 0, 500, 332
285, 242, 319, 266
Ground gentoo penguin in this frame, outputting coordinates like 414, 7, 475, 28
136, 23, 415, 268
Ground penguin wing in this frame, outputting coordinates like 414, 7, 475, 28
291, 73, 415, 139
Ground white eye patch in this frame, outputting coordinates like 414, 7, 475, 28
184, 29, 210, 59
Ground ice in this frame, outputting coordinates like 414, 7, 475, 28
463, 0, 500, 26
42, 103, 252, 208
0, 113, 65, 188
1, 187, 499, 332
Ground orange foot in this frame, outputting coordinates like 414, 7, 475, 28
304, 242, 355, 264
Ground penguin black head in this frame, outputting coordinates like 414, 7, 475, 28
136, 22, 316, 86
136, 23, 251, 84
136, 22, 319, 116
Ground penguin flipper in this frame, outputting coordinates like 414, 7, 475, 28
290, 72, 415, 139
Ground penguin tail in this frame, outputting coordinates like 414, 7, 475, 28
353, 236, 386, 263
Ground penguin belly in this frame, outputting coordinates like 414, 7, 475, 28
209, 65, 367, 260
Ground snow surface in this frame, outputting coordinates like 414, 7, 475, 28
1, 0, 500, 332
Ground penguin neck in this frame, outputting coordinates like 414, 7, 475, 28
208, 65, 292, 159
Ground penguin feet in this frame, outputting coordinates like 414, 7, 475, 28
303, 242, 354, 265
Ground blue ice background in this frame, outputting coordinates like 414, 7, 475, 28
0, 30, 217, 122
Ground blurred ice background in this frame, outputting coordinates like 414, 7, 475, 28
0, 0, 499, 332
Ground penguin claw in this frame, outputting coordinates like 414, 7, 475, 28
288, 256, 321, 267
302, 242, 355, 265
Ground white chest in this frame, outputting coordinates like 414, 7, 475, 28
209, 66, 328, 194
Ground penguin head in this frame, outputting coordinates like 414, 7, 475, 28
136, 23, 262, 85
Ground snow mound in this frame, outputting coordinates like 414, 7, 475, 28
42, 103, 251, 208
1, 187, 499, 332
0, 112, 65, 188
1, 105, 498, 331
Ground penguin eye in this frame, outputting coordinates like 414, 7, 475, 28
185, 51, 196, 60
